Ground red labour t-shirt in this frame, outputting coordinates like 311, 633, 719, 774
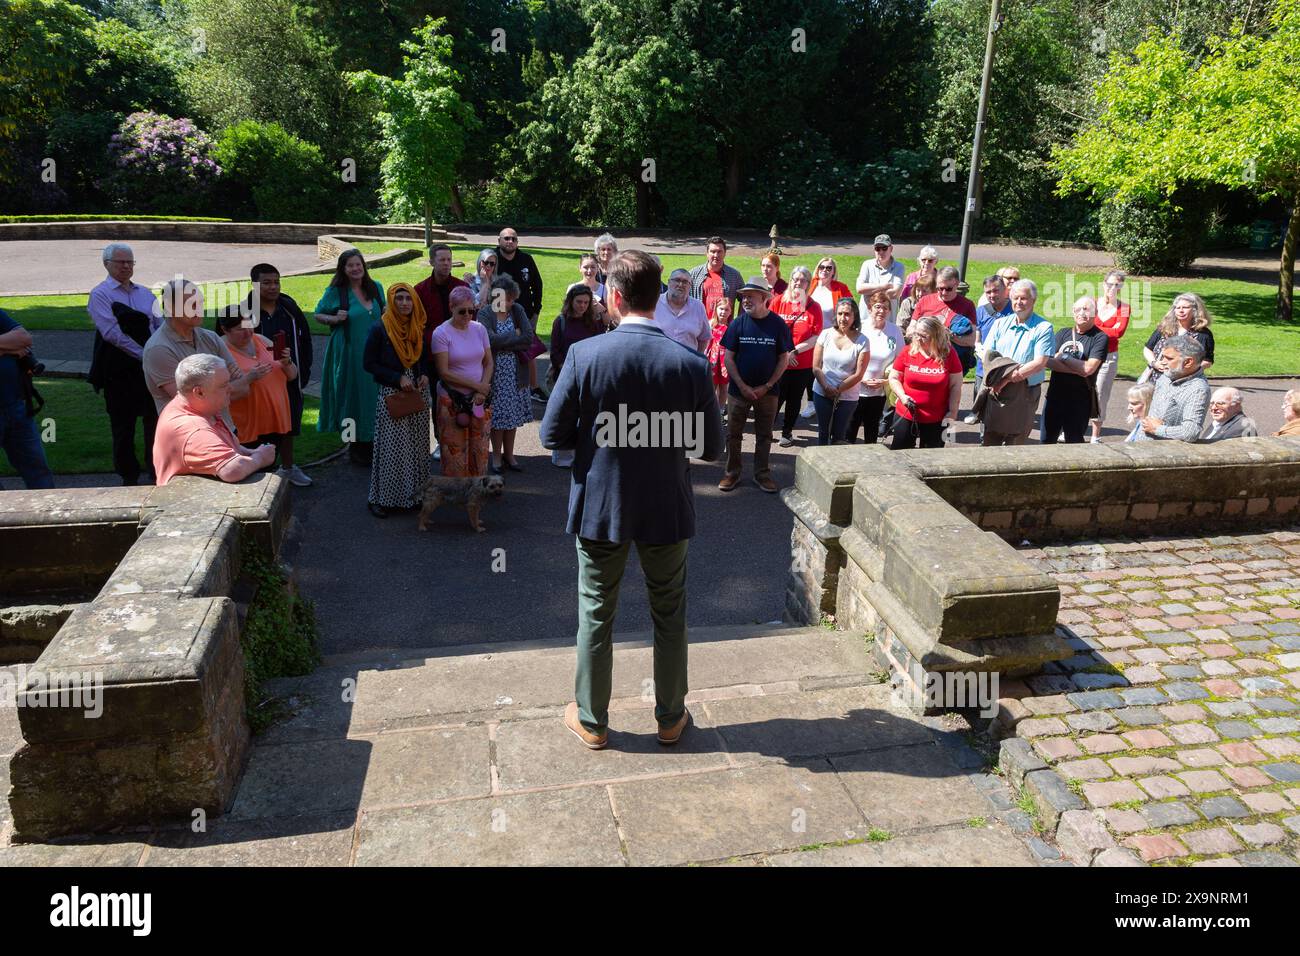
701, 271, 726, 324
769, 294, 823, 370
893, 347, 963, 424
913, 292, 977, 327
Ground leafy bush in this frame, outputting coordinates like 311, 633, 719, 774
1099, 196, 1211, 274
239, 548, 321, 733
736, 140, 960, 235
0, 214, 232, 223
102, 111, 222, 215
212, 120, 334, 221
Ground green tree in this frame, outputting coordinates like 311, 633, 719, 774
1055, 0, 1300, 320
347, 18, 477, 244
0, 0, 96, 184
212, 120, 333, 221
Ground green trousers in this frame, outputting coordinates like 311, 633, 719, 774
574, 536, 690, 734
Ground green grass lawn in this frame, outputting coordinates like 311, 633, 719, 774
0, 378, 341, 477
3, 242, 1296, 379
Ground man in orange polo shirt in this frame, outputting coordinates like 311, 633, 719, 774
153, 354, 277, 485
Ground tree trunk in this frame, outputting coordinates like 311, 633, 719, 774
449, 183, 465, 223
423, 200, 432, 251
723, 144, 741, 204
1278, 193, 1299, 323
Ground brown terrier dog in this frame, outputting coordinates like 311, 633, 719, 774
417, 474, 505, 533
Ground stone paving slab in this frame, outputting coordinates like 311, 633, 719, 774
494, 708, 729, 790
702, 684, 932, 763
831, 743, 987, 832
764, 824, 1035, 866
355, 788, 626, 867
4, 625, 1036, 866
145, 813, 356, 867
609, 760, 867, 866
1006, 529, 1300, 867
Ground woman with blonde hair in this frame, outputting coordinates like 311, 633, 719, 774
1123, 382, 1156, 442
887, 315, 962, 449
1143, 292, 1214, 378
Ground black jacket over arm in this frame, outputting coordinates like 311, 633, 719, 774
363, 321, 434, 388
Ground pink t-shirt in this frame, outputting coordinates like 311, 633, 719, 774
153, 395, 242, 485
432, 320, 490, 393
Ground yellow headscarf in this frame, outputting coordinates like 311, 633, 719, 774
381, 282, 426, 371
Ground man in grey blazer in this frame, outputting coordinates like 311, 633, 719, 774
540, 250, 724, 750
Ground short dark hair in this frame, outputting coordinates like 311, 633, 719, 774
706, 236, 727, 251
250, 263, 279, 281
428, 243, 452, 260
983, 274, 1005, 290
608, 250, 662, 312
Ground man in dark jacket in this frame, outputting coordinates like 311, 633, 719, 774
540, 251, 723, 752
413, 244, 469, 349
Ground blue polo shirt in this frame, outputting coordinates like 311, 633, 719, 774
982, 312, 1056, 386
974, 300, 1013, 376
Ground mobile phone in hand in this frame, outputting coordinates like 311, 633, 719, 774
273, 331, 286, 360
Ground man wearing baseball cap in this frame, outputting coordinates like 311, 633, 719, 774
856, 233, 905, 321
719, 278, 793, 493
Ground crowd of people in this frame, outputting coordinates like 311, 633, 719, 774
4, 231, 1300, 500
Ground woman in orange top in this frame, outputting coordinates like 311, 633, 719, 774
218, 313, 296, 469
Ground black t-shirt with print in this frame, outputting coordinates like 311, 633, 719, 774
1047, 325, 1109, 403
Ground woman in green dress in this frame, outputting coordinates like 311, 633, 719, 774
315, 250, 385, 465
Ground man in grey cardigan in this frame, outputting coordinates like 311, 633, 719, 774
1138, 335, 1211, 442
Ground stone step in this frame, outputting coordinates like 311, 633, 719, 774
262, 624, 878, 741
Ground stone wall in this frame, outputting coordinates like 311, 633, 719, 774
1, 474, 289, 840
782, 438, 1300, 711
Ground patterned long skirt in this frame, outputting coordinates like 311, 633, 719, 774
368, 382, 432, 508
436, 391, 492, 477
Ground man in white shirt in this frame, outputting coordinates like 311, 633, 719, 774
855, 233, 906, 321
653, 268, 712, 353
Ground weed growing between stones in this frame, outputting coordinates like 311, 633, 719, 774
867, 828, 892, 842
240, 548, 322, 733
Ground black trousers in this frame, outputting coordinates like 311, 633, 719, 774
890, 414, 945, 449
846, 395, 887, 444
1041, 394, 1090, 444
777, 367, 814, 437
104, 376, 158, 485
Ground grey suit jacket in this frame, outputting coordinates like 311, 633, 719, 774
539, 322, 724, 544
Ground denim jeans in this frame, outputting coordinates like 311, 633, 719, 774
812, 392, 857, 445
0, 399, 54, 489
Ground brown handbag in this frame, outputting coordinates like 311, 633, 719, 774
384, 387, 427, 420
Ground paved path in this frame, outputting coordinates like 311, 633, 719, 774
0, 240, 326, 296
0, 625, 1038, 866
1003, 532, 1300, 866
2, 234, 1281, 297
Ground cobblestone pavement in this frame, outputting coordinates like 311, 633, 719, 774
1001, 530, 1300, 866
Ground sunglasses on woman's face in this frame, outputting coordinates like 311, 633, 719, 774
818, 264, 833, 271
454, 307, 476, 316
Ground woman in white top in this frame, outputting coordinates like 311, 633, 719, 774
846, 291, 905, 444
811, 297, 871, 445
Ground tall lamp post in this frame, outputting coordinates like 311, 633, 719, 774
957, 0, 1004, 283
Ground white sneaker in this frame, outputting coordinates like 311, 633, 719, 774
432, 443, 442, 461
799, 403, 815, 419
962, 413, 978, 425
1090, 437, 1102, 444
279, 466, 313, 488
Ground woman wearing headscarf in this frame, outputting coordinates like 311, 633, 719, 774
432, 286, 494, 477
362, 282, 434, 518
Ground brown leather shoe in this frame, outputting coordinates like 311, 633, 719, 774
754, 475, 779, 494
564, 702, 608, 750
657, 709, 691, 746
718, 474, 741, 492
